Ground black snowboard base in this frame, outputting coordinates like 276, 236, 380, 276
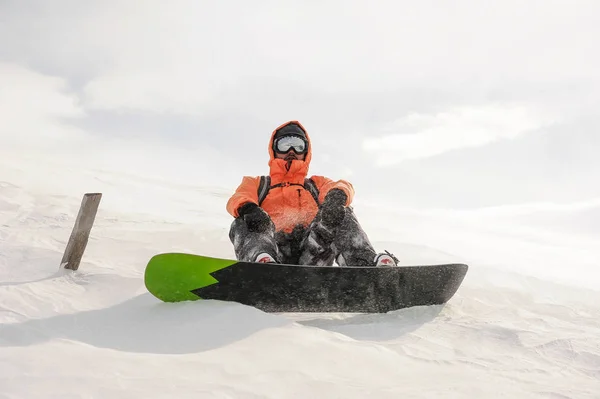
145, 253, 469, 313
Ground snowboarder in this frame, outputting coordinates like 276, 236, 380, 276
226, 120, 398, 267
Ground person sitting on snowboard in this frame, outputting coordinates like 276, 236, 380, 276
226, 120, 398, 267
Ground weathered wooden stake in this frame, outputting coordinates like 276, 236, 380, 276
61, 193, 102, 271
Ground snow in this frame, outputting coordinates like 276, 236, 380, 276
1, 152, 599, 399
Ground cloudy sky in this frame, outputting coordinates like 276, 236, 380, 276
1, 0, 599, 209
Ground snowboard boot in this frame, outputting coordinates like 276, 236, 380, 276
254, 252, 277, 263
374, 250, 399, 267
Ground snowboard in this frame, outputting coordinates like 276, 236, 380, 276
144, 253, 468, 313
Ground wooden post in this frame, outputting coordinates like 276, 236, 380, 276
61, 193, 102, 271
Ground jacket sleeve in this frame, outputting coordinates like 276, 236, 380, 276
226, 176, 262, 217
309, 175, 355, 206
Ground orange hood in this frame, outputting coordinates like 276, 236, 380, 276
267, 120, 312, 185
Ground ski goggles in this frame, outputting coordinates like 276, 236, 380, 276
273, 135, 308, 154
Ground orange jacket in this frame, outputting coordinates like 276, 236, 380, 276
226, 121, 354, 233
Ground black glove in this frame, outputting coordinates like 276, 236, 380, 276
238, 202, 272, 233
320, 189, 347, 229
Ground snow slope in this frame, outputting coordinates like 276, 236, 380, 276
1, 154, 599, 399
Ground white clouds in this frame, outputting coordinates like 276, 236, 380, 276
0, 63, 82, 119
1, 1, 599, 209
83, 70, 218, 115
362, 104, 555, 165
3, 1, 599, 118
0, 63, 85, 145
0, 62, 244, 191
